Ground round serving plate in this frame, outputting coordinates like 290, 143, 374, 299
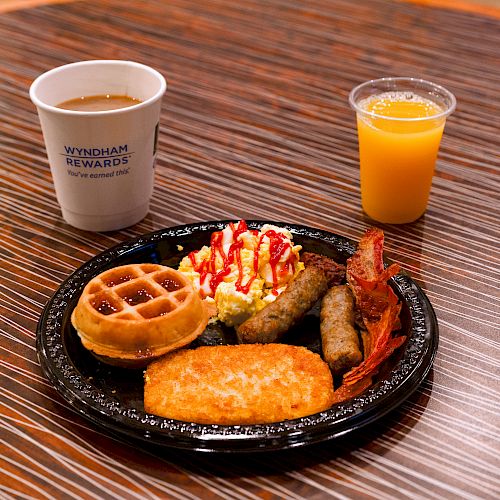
36, 220, 438, 453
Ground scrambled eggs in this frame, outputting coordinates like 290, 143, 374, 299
178, 221, 304, 326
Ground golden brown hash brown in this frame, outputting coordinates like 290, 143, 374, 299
144, 344, 335, 425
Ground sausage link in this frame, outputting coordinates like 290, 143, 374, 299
237, 266, 328, 343
320, 285, 362, 375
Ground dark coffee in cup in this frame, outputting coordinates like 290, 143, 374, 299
57, 94, 141, 111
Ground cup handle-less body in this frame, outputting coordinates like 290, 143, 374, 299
30, 60, 166, 232
349, 77, 456, 224
36, 106, 160, 230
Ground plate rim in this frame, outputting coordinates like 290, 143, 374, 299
36, 220, 439, 453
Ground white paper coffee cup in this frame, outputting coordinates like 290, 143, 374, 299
30, 60, 167, 231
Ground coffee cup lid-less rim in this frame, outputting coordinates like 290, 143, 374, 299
29, 60, 167, 116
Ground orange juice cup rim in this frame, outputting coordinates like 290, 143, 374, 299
349, 77, 456, 122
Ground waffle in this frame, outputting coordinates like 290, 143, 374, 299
71, 263, 208, 367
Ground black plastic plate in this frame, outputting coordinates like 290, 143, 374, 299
36, 221, 438, 453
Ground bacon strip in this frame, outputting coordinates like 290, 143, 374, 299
333, 228, 405, 401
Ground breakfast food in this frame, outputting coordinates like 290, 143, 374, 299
174, 222, 405, 405
332, 228, 406, 402
301, 252, 346, 287
236, 266, 328, 343
144, 344, 335, 424
320, 285, 362, 376
178, 220, 304, 326
71, 264, 208, 367
69, 220, 406, 425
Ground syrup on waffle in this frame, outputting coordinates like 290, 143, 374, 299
71, 264, 208, 367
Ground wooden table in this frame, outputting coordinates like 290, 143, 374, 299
1, 0, 499, 497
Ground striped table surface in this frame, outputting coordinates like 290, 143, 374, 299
1, 0, 499, 498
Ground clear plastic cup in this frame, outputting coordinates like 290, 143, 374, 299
349, 77, 456, 224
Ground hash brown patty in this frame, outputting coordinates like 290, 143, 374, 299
144, 344, 334, 425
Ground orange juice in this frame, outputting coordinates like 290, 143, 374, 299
356, 92, 446, 223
